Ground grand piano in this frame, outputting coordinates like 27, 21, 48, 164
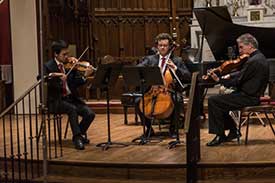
188, 6, 275, 76
185, 6, 275, 119
184, 7, 275, 179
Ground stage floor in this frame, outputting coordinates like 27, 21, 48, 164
57, 113, 275, 164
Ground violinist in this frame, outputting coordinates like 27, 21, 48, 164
136, 33, 191, 137
206, 33, 269, 146
44, 40, 95, 150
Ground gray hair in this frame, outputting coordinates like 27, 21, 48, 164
237, 33, 258, 49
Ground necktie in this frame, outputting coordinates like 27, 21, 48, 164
58, 64, 67, 96
161, 57, 166, 68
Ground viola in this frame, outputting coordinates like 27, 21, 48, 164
202, 54, 249, 80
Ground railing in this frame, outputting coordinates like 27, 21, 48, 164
0, 79, 63, 183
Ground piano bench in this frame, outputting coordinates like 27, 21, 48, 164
120, 93, 142, 125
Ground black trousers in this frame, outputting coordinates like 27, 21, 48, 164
52, 95, 95, 139
208, 91, 259, 136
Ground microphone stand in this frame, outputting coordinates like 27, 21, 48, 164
165, 48, 187, 149
167, 66, 186, 149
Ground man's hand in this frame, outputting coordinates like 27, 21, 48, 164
49, 72, 67, 80
84, 67, 94, 77
221, 74, 231, 80
67, 57, 78, 63
166, 59, 177, 71
209, 71, 220, 82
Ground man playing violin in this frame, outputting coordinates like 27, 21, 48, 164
44, 40, 95, 150
136, 33, 191, 137
206, 33, 269, 146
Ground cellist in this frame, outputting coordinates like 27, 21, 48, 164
136, 33, 191, 137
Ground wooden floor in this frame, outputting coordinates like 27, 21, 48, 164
1, 112, 275, 182
1, 113, 275, 164
55, 113, 275, 164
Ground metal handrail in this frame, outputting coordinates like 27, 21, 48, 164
0, 79, 42, 118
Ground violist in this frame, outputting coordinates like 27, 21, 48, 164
206, 33, 269, 146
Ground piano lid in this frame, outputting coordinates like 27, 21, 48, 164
194, 6, 275, 60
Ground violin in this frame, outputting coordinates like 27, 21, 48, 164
63, 47, 97, 77
64, 59, 97, 72
202, 54, 249, 80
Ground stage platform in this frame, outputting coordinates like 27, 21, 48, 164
1, 111, 275, 182
43, 113, 275, 182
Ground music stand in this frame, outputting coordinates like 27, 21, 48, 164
94, 63, 128, 150
122, 66, 164, 145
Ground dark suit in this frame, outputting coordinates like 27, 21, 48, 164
208, 50, 269, 135
44, 59, 95, 139
139, 54, 191, 84
136, 54, 191, 130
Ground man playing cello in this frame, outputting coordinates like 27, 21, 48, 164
136, 33, 191, 137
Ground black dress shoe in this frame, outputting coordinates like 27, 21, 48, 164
226, 130, 242, 142
82, 138, 90, 144
206, 135, 226, 146
82, 133, 90, 144
73, 136, 85, 150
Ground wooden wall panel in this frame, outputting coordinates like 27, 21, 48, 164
43, 0, 193, 98
44, 0, 192, 59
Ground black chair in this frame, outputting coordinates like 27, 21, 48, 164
238, 81, 275, 144
120, 92, 141, 125
236, 59, 275, 144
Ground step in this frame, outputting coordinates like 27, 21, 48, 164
86, 100, 134, 114
34, 160, 275, 182
46, 160, 186, 181
34, 175, 185, 183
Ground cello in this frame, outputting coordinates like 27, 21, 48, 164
139, 48, 177, 119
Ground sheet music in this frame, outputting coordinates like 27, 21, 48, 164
201, 36, 216, 62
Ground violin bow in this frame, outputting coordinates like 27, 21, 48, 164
165, 45, 186, 90
66, 46, 89, 76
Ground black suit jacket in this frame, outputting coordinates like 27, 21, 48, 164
138, 54, 191, 90
44, 59, 86, 111
221, 50, 269, 98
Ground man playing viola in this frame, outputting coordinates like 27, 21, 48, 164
44, 40, 95, 150
206, 33, 269, 146
136, 33, 191, 137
